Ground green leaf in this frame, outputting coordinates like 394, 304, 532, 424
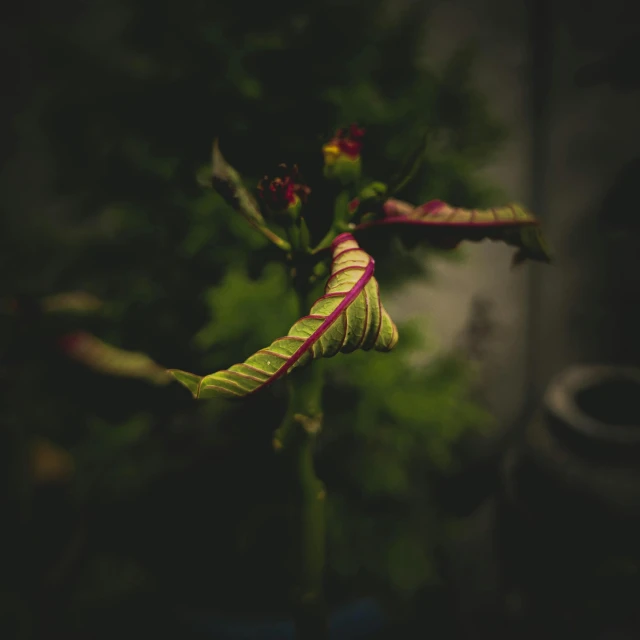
211, 139, 265, 226
169, 370, 201, 398
355, 198, 552, 266
58, 332, 171, 385
210, 140, 291, 251
169, 233, 398, 399
41, 291, 104, 315
2, 291, 105, 318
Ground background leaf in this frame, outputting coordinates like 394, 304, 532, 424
356, 198, 551, 265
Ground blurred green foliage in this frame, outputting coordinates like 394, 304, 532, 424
1, 0, 505, 635
321, 322, 493, 599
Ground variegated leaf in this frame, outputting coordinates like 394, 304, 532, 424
355, 198, 551, 265
169, 233, 398, 399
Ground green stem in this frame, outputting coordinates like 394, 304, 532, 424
311, 190, 353, 255
251, 219, 292, 251
273, 287, 328, 640
311, 224, 340, 256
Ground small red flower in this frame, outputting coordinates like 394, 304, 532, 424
322, 124, 364, 164
322, 124, 365, 173
257, 164, 310, 213
334, 124, 365, 158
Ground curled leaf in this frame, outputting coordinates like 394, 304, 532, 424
355, 198, 552, 265
58, 332, 172, 386
170, 233, 398, 399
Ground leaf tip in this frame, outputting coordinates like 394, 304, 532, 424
167, 369, 202, 398
211, 138, 225, 175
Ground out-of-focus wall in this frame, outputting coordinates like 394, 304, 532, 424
533, 0, 640, 388
388, 0, 536, 428
390, 0, 640, 427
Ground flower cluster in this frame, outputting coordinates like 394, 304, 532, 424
322, 124, 364, 184
322, 124, 365, 163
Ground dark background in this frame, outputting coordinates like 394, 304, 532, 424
1, 0, 639, 638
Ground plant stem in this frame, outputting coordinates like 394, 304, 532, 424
311, 223, 341, 255
273, 286, 328, 640
311, 190, 353, 255
249, 218, 292, 251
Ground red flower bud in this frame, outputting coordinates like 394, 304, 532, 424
257, 165, 310, 217
337, 124, 365, 158
324, 124, 365, 163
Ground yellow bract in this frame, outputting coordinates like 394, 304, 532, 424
322, 143, 341, 165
